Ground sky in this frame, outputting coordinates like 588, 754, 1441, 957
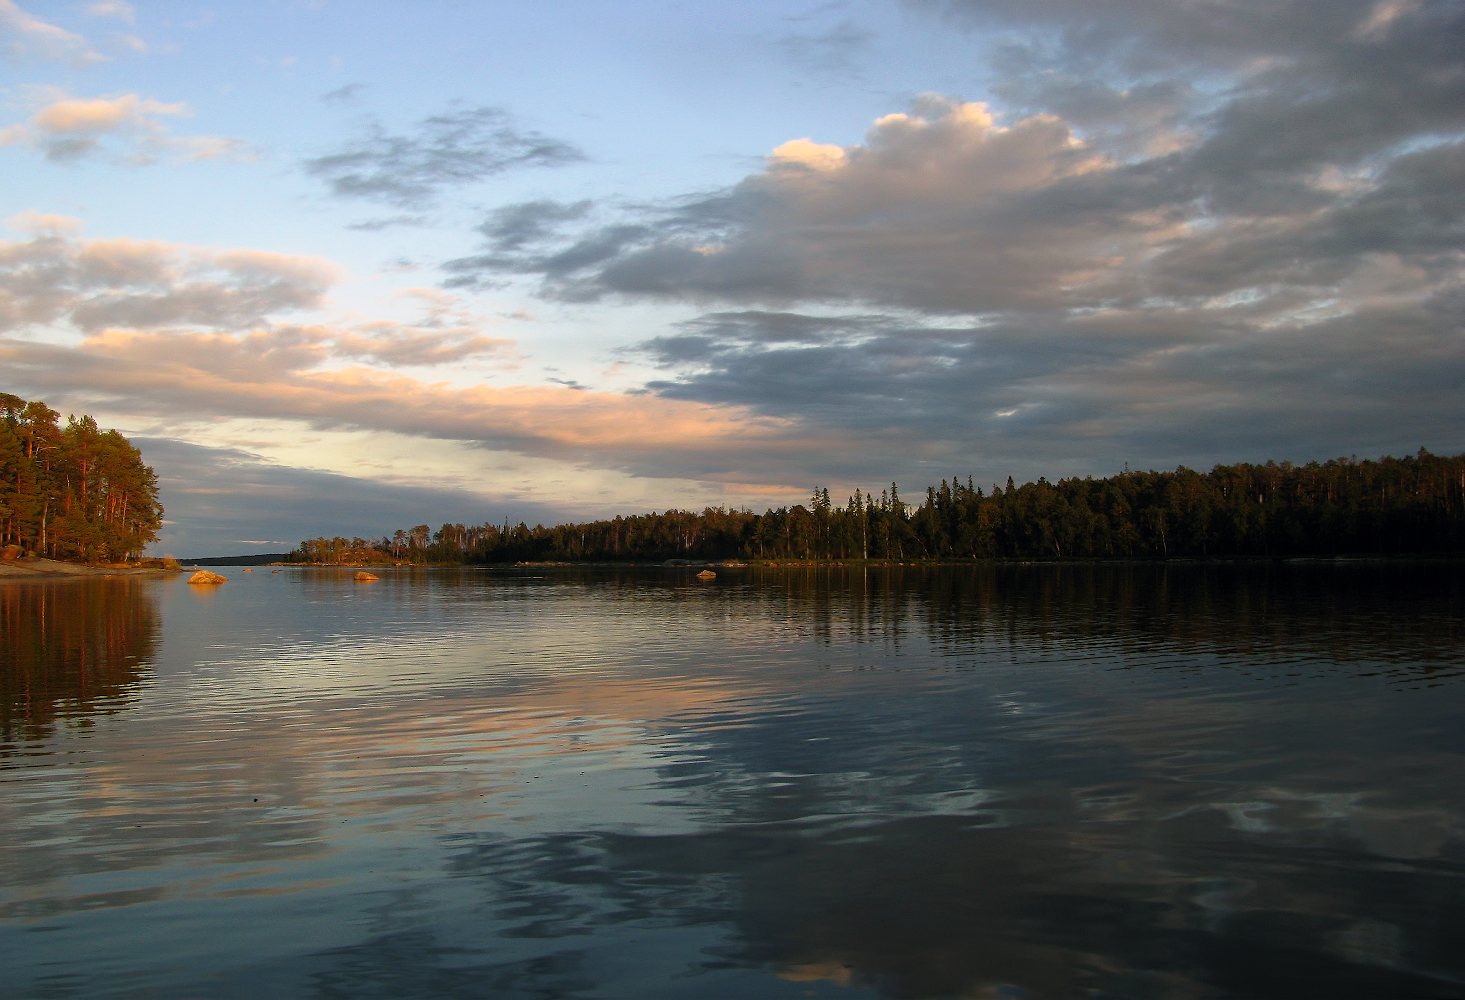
2, 0, 1462, 556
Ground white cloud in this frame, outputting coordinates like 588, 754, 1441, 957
110, 32, 146, 54
6, 210, 83, 235
0, 0, 104, 64
86, 1, 135, 23
0, 91, 249, 163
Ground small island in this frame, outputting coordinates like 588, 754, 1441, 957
2, 394, 171, 577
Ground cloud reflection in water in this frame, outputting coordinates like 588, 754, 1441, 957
0, 564, 1462, 997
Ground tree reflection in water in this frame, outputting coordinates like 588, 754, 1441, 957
2, 564, 1462, 998
0, 579, 159, 744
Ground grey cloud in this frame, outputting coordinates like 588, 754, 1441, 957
346, 214, 428, 232
442, 1, 1461, 328
304, 106, 586, 209
450, 101, 1158, 312
443, 216, 652, 292
320, 83, 367, 104
673, 310, 879, 347
778, 18, 875, 74
631, 288, 1465, 488
1144, 139, 1465, 299
992, 75, 1194, 159
38, 136, 98, 161
68, 279, 319, 333
428, 0, 1465, 488
476, 199, 592, 252
939, 0, 1465, 207
924, 0, 1422, 73
14, 2, 1455, 503
136, 438, 568, 558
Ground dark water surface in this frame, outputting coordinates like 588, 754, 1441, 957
2, 564, 1463, 998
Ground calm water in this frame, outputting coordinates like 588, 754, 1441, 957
2, 564, 1463, 999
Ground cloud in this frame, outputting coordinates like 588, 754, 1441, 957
136, 438, 571, 557
333, 287, 517, 366
85, 1, 135, 23
478, 199, 594, 253
304, 105, 586, 209
630, 281, 1465, 483
432, 0, 1463, 487
1, 330, 807, 482
0, 232, 338, 333
6, 210, 83, 235
447, 1, 1462, 316
320, 83, 366, 104
0, 91, 249, 164
8, 2, 1462, 503
1, 0, 104, 64
0, 231, 520, 367
778, 18, 875, 75
0, 230, 813, 488
448, 96, 1153, 311
926, 1, 1464, 192
346, 215, 429, 232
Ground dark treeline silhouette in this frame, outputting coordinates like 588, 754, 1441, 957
1, 394, 164, 562
290, 450, 1465, 565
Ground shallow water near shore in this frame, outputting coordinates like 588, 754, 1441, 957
2, 563, 1463, 998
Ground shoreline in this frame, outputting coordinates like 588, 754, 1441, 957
266, 554, 1463, 570
0, 557, 184, 579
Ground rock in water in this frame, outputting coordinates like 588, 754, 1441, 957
696, 570, 717, 579
354, 571, 380, 582
242, 568, 253, 572
188, 570, 227, 585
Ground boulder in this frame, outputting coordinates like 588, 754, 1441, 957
1, 544, 21, 561
696, 570, 717, 580
242, 568, 254, 572
188, 570, 227, 585
354, 571, 380, 582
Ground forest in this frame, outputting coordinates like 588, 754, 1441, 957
1, 394, 164, 562
290, 449, 1465, 565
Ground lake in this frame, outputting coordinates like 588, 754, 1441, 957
2, 563, 1463, 998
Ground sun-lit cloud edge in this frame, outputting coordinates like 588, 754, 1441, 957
0, 90, 249, 163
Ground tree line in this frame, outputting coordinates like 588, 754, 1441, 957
289, 449, 1465, 565
1, 394, 164, 562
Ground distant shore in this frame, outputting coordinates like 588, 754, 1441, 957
266, 554, 1463, 570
